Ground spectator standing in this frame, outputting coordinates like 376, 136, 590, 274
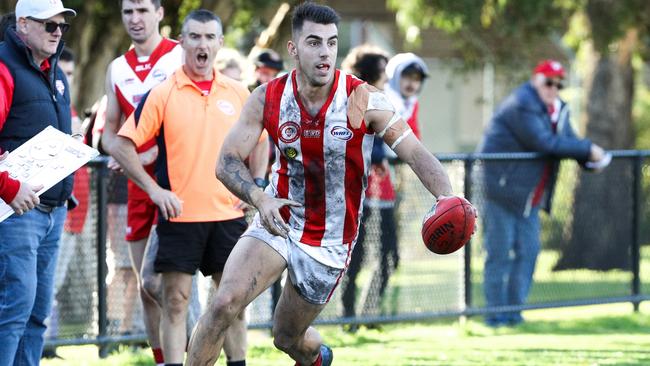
385, 53, 428, 143
339, 44, 395, 329
111, 9, 266, 365
215, 47, 248, 82
250, 48, 284, 91
478, 59, 607, 327
0, 1, 76, 364
100, 1, 192, 363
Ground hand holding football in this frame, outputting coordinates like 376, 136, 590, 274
421, 196, 476, 254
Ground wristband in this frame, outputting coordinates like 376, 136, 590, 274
254, 178, 268, 188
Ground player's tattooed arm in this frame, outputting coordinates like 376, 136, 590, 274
218, 152, 259, 205
216, 85, 268, 207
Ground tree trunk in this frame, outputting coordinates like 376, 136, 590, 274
555, 30, 636, 270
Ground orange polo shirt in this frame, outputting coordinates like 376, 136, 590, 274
119, 67, 251, 222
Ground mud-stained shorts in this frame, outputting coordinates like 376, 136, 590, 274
242, 214, 354, 305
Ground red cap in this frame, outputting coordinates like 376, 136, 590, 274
533, 59, 565, 79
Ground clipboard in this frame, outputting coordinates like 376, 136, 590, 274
0, 126, 99, 222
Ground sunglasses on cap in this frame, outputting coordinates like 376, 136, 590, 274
544, 78, 564, 90
28, 17, 70, 34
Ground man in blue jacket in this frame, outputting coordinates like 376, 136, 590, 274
478, 60, 606, 327
0, 0, 76, 364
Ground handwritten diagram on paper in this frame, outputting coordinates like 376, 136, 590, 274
0, 126, 99, 222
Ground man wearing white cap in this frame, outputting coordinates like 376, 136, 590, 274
0, 0, 76, 364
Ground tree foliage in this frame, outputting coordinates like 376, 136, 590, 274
388, 0, 650, 270
388, 0, 579, 66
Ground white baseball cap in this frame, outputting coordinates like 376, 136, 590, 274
15, 0, 77, 20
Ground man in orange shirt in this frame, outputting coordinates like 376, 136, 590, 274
110, 9, 267, 366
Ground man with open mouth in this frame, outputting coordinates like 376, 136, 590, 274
110, 9, 267, 366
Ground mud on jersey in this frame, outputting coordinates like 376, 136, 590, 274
263, 70, 375, 247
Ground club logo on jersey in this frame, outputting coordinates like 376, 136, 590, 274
152, 69, 167, 82
55, 79, 65, 95
216, 100, 236, 116
279, 122, 300, 143
135, 63, 152, 72
303, 129, 321, 138
284, 147, 298, 159
330, 126, 353, 141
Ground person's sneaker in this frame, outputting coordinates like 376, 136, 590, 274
320, 344, 333, 366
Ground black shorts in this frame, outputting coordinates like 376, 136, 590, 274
154, 217, 247, 276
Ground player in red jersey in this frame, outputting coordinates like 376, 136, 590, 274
186, 3, 454, 366
101, 1, 180, 364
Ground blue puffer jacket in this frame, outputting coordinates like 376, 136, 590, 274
0, 28, 73, 207
477, 81, 591, 216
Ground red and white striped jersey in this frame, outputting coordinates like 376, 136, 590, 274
110, 38, 181, 132
263, 69, 375, 247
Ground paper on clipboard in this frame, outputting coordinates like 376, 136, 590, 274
0, 126, 99, 222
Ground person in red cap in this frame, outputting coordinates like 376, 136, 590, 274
477, 59, 608, 327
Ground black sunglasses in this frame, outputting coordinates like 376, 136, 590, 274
27, 17, 70, 34
544, 79, 564, 90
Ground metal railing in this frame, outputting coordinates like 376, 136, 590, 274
44, 151, 650, 355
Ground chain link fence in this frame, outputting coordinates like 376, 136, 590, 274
44, 151, 650, 351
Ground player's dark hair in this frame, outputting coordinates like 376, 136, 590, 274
291, 2, 340, 37
118, 0, 162, 9
60, 47, 75, 63
181, 9, 222, 35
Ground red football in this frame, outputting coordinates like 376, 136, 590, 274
421, 196, 476, 254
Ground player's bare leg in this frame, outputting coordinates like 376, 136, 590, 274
128, 235, 163, 351
186, 237, 286, 365
272, 277, 326, 365
160, 272, 193, 363
211, 272, 247, 362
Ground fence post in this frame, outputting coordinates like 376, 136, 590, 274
95, 161, 109, 357
463, 158, 474, 311
631, 154, 642, 311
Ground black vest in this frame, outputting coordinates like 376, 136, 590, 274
0, 29, 73, 206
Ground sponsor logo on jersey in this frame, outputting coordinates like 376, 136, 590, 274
303, 129, 321, 138
279, 122, 300, 143
55, 80, 65, 95
152, 69, 167, 82
135, 63, 152, 72
284, 147, 298, 159
216, 100, 236, 116
124, 78, 135, 85
330, 126, 353, 141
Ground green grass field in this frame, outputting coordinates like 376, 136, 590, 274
42, 303, 650, 366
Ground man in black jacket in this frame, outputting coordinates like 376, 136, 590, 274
0, 1, 76, 364
478, 60, 606, 327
